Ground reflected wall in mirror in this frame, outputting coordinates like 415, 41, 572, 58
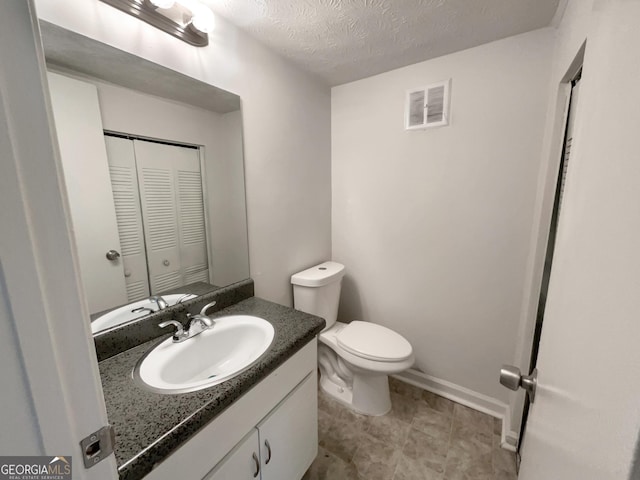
42, 22, 250, 334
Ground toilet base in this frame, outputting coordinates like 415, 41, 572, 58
319, 367, 392, 416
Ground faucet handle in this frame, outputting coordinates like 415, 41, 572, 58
200, 301, 217, 316
159, 320, 185, 341
190, 314, 215, 329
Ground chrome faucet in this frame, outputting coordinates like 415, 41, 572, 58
150, 295, 169, 310
158, 320, 188, 342
159, 301, 217, 343
184, 313, 214, 338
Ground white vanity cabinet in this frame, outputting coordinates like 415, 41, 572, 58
145, 341, 318, 480
203, 429, 260, 480
204, 372, 317, 480
258, 373, 317, 480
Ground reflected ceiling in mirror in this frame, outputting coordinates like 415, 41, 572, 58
41, 22, 238, 112
41, 22, 249, 334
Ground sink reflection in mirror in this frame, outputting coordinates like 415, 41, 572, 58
133, 316, 275, 394
42, 23, 250, 335
91, 293, 198, 334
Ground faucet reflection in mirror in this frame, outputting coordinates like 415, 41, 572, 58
150, 295, 169, 310
43, 24, 250, 334
90, 293, 198, 333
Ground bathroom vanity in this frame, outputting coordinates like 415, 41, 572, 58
96, 281, 325, 480
147, 343, 317, 480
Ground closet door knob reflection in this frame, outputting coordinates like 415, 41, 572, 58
163, 259, 170, 266
105, 249, 121, 261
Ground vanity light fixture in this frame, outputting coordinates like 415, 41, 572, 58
99, 0, 215, 46
148, 0, 175, 7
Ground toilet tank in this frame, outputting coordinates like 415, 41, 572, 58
291, 261, 345, 331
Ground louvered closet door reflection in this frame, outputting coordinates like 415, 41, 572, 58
105, 136, 150, 302
134, 140, 209, 294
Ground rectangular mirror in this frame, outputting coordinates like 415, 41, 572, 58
41, 22, 250, 334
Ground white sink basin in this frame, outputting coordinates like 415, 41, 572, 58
91, 294, 198, 333
134, 315, 275, 394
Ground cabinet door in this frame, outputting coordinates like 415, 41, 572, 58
203, 428, 261, 480
258, 373, 318, 480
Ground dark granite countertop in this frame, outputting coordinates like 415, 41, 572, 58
98, 296, 325, 480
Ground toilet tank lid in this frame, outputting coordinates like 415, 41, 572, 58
291, 261, 346, 287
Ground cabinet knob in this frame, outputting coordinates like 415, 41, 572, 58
252, 452, 260, 478
264, 439, 272, 464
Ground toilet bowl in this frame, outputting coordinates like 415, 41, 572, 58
291, 261, 414, 416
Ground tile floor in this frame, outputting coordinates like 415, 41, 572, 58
303, 377, 517, 480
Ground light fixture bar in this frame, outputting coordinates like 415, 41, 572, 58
99, 0, 209, 47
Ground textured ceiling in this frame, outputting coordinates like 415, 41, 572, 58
204, 0, 560, 85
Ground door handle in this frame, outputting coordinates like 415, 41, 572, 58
106, 250, 121, 261
264, 439, 272, 464
252, 452, 260, 478
500, 365, 538, 403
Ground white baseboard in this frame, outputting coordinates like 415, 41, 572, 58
393, 369, 518, 452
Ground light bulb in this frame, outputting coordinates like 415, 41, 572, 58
190, 4, 215, 34
149, 0, 175, 8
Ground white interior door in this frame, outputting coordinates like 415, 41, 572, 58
47, 72, 128, 313
104, 135, 151, 302
134, 139, 209, 293
518, 3, 640, 479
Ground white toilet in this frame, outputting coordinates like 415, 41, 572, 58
291, 261, 414, 416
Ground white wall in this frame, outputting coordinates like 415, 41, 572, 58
209, 110, 250, 286
332, 28, 554, 402
35, 0, 332, 306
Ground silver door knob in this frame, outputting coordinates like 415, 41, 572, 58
105, 250, 121, 261
500, 365, 538, 403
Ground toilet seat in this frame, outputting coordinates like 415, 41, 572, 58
319, 322, 415, 374
337, 321, 413, 362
